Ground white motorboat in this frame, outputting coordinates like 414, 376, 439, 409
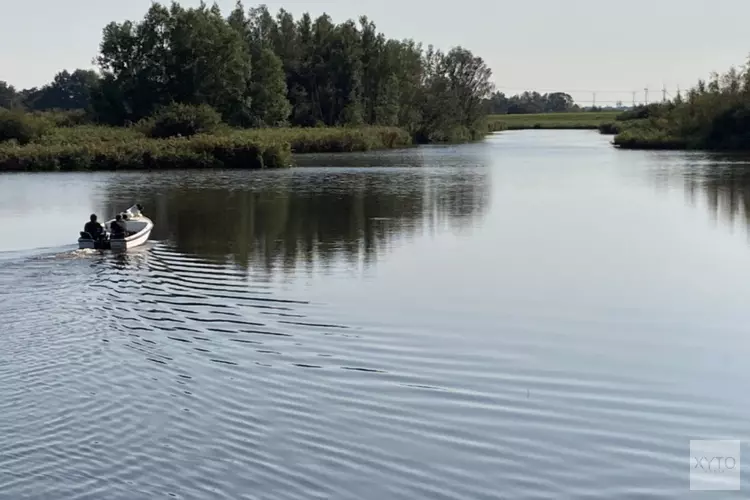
78, 204, 154, 251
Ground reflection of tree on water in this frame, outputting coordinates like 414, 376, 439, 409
653, 153, 750, 231
102, 157, 490, 273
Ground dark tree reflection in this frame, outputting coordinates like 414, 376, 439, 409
649, 152, 750, 231
101, 150, 491, 274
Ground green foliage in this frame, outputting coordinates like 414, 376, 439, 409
0, 133, 291, 172
35, 125, 145, 146
598, 122, 620, 135
487, 111, 619, 131
0, 110, 52, 145
615, 103, 671, 122
487, 91, 579, 114
141, 103, 223, 138
236, 126, 411, 153
0, 123, 410, 171
96, 2, 252, 123
612, 126, 687, 149
414, 46, 494, 142
0, 81, 20, 109
28, 110, 94, 128
3, 2, 493, 145
90, 1, 491, 142
613, 56, 750, 150
23, 70, 100, 112
246, 48, 292, 127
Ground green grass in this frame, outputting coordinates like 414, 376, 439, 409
0, 125, 413, 172
487, 111, 621, 131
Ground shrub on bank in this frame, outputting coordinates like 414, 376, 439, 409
228, 126, 412, 153
32, 109, 94, 128
612, 127, 688, 150
140, 103, 223, 139
36, 125, 145, 146
281, 126, 411, 153
0, 121, 412, 172
0, 111, 52, 145
0, 135, 292, 172
598, 122, 620, 135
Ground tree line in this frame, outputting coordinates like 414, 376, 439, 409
485, 90, 580, 114
0, 1, 495, 143
612, 55, 750, 150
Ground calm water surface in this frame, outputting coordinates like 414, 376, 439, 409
2, 130, 750, 499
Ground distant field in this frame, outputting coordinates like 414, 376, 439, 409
487, 111, 620, 131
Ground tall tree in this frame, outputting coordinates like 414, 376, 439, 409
0, 81, 19, 109
229, 2, 291, 126
24, 69, 100, 111
247, 48, 291, 126
96, 2, 251, 124
3, 0, 496, 142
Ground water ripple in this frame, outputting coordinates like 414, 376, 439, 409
0, 235, 745, 500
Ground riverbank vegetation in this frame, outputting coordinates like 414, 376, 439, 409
609, 56, 750, 150
0, 106, 411, 171
487, 111, 619, 131
0, 2, 495, 172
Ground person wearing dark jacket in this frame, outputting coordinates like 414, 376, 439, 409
110, 214, 126, 239
84, 214, 104, 240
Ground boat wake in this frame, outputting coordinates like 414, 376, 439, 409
0, 245, 77, 263
0, 242, 156, 266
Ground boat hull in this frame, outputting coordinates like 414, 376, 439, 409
111, 226, 152, 251
78, 220, 153, 251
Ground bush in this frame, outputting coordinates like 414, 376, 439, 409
232, 126, 411, 153
0, 111, 51, 145
598, 122, 620, 135
37, 109, 93, 127
612, 124, 688, 150
703, 103, 750, 150
141, 103, 223, 139
615, 103, 672, 122
0, 135, 293, 172
0, 125, 410, 171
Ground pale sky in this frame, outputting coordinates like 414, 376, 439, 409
1, 0, 749, 105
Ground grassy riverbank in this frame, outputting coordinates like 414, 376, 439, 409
487, 111, 620, 131
0, 122, 412, 172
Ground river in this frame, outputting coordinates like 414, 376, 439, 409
1, 130, 750, 499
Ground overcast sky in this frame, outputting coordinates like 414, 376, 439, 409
2, 0, 749, 105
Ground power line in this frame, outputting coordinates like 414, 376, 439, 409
491, 84, 700, 107
571, 99, 644, 104
493, 85, 638, 93
493, 85, 694, 94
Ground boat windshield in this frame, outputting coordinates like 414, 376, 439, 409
125, 205, 142, 218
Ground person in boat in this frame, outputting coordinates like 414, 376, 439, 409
110, 214, 127, 239
83, 214, 104, 240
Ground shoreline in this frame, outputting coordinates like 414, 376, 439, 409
0, 126, 413, 172
6, 118, 728, 173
